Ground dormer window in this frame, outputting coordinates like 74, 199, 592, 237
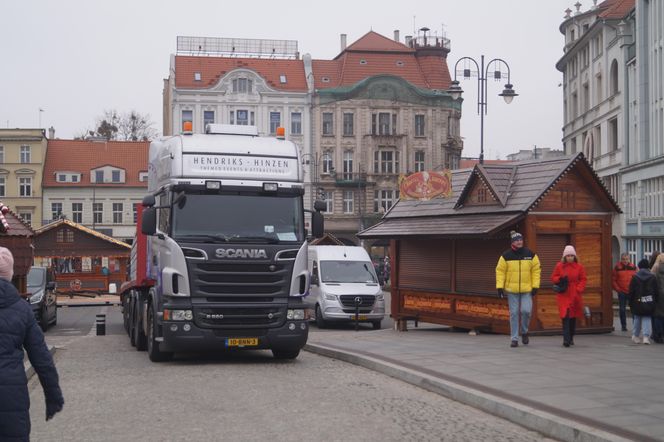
194, 72, 201, 81
112, 170, 121, 182
58, 174, 66, 182
232, 78, 252, 93
279, 74, 287, 83
322, 77, 330, 83
55, 172, 81, 183
95, 170, 104, 183
139, 172, 148, 182
360, 59, 367, 65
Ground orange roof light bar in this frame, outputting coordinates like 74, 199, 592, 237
182, 121, 193, 133
276, 127, 285, 139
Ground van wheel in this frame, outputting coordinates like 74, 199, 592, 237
147, 306, 173, 362
272, 348, 300, 360
315, 305, 326, 329
39, 306, 49, 332
372, 320, 382, 330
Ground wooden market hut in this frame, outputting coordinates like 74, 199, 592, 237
358, 153, 621, 335
0, 207, 35, 294
33, 219, 131, 294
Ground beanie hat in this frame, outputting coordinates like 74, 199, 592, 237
562, 245, 577, 258
638, 258, 650, 269
510, 231, 523, 243
0, 247, 14, 281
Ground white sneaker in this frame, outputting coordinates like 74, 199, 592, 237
643, 337, 651, 345
632, 336, 641, 344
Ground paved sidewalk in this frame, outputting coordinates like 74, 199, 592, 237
305, 318, 664, 442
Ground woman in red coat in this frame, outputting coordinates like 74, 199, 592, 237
551, 245, 587, 347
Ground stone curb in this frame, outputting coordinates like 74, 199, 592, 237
304, 342, 634, 442
25, 345, 57, 380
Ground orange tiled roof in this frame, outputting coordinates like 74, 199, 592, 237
175, 56, 308, 92
313, 31, 451, 91
598, 0, 635, 19
44, 139, 149, 187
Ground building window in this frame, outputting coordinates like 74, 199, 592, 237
0, 146, 4, 163
415, 114, 425, 136
343, 113, 354, 136
232, 109, 253, 126
72, 203, 83, 223
374, 150, 399, 174
95, 170, 104, 183
56, 230, 64, 243
322, 113, 334, 136
583, 83, 590, 111
291, 112, 302, 135
610, 60, 619, 95
627, 239, 638, 265
232, 78, 252, 93
644, 239, 664, 261
342, 151, 353, 180
322, 191, 334, 213
322, 151, 333, 174
133, 203, 139, 224
111, 170, 121, 182
373, 112, 396, 136
571, 93, 578, 119
608, 117, 618, 152
414, 151, 425, 172
93, 203, 103, 224
20, 145, 31, 163
72, 175, 79, 183
374, 189, 398, 212
139, 172, 148, 182
596, 74, 603, 104
66, 230, 74, 242
343, 190, 354, 214
19, 177, 31, 197
113, 203, 123, 224
51, 203, 62, 220
643, 177, 664, 218
269, 112, 281, 134
19, 212, 31, 226
0, 177, 5, 197
181, 110, 193, 130
203, 110, 215, 129
625, 182, 639, 219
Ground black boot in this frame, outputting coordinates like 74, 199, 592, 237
562, 317, 571, 347
570, 318, 576, 345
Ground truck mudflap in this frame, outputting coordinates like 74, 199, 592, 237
158, 319, 308, 353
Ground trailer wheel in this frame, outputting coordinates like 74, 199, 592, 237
147, 305, 173, 362
122, 296, 130, 334
272, 348, 300, 360
372, 320, 382, 330
134, 300, 147, 351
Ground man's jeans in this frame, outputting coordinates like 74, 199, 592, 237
507, 292, 532, 342
633, 315, 652, 338
618, 292, 629, 330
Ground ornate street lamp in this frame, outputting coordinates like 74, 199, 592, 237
447, 55, 517, 164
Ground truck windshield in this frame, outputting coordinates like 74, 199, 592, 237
320, 261, 378, 283
27, 268, 45, 287
171, 193, 304, 243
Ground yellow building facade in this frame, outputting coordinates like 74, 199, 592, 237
0, 128, 47, 228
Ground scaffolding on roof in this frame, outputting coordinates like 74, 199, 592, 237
177, 36, 299, 59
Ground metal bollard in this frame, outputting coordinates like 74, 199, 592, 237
96, 314, 106, 336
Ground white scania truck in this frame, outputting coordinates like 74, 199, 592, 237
121, 124, 323, 361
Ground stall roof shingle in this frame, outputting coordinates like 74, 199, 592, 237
361, 213, 523, 238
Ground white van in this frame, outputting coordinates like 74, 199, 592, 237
308, 245, 385, 329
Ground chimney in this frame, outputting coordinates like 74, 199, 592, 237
48, 126, 55, 139
340, 34, 347, 51
394, 30, 400, 42
405, 35, 413, 47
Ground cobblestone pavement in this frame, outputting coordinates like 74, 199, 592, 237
29, 314, 554, 441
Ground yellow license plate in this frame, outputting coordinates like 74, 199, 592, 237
226, 338, 259, 347
350, 315, 368, 321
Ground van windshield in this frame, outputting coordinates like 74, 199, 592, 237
320, 261, 378, 283
27, 268, 45, 287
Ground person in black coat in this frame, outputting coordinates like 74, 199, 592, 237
628, 258, 658, 345
0, 247, 64, 440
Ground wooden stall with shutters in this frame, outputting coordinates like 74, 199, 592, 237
33, 219, 130, 295
0, 206, 35, 294
358, 153, 620, 334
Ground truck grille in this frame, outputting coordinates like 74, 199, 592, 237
339, 295, 376, 308
188, 262, 292, 299
194, 306, 286, 329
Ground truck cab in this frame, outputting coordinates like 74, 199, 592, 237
308, 245, 385, 329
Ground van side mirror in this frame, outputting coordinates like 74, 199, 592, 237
46, 281, 56, 291
141, 207, 157, 236
312, 211, 324, 238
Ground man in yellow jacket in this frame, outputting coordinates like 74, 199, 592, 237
496, 231, 541, 347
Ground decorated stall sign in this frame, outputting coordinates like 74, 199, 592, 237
398, 171, 452, 201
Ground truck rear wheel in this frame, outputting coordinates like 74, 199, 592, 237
272, 348, 300, 360
147, 306, 173, 362
134, 299, 147, 351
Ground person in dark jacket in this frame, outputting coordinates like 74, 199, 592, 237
612, 253, 636, 332
628, 258, 658, 345
651, 254, 664, 343
0, 247, 64, 440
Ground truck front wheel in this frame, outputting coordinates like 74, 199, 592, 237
147, 306, 173, 362
272, 348, 300, 360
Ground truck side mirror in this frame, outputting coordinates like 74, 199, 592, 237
313, 200, 326, 212
141, 207, 157, 236
311, 272, 319, 285
312, 211, 324, 238
46, 281, 56, 291
142, 194, 156, 207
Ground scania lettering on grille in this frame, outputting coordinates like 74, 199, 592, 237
215, 248, 268, 259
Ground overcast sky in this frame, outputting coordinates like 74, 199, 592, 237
2, 0, 582, 159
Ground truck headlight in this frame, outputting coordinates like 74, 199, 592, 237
164, 309, 193, 321
323, 293, 336, 301
287, 309, 305, 320
30, 290, 44, 304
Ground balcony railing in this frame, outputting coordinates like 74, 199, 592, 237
334, 172, 367, 187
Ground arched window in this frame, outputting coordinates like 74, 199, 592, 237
610, 60, 619, 95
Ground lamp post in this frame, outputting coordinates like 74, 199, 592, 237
447, 55, 517, 164
301, 152, 332, 211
